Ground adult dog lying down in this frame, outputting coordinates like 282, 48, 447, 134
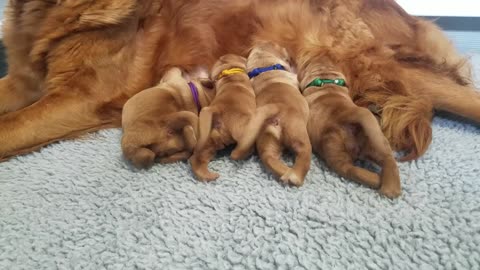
0, 0, 478, 161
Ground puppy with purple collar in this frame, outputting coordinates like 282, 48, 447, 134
122, 67, 215, 169
234, 41, 311, 186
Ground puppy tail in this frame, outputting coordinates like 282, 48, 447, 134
196, 107, 215, 151
231, 103, 281, 160
168, 111, 199, 152
121, 136, 156, 169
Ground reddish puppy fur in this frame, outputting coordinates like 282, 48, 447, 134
298, 56, 401, 198
122, 67, 215, 169
255, 1, 480, 160
0, 0, 478, 162
189, 55, 256, 181
236, 41, 311, 186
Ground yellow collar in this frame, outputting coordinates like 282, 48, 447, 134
216, 68, 246, 80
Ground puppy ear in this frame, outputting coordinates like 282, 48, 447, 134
199, 79, 215, 90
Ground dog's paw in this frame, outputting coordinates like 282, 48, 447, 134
198, 171, 220, 182
379, 185, 401, 199
189, 157, 220, 182
280, 169, 304, 187
230, 147, 253, 161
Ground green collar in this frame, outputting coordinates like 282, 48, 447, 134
306, 78, 346, 89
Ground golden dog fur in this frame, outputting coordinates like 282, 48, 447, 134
235, 41, 311, 186
121, 67, 215, 168
0, 0, 478, 162
189, 54, 256, 181
298, 56, 401, 198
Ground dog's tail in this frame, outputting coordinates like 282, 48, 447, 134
380, 95, 433, 161
231, 104, 281, 160
167, 111, 199, 152
195, 107, 216, 151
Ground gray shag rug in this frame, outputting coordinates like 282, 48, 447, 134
1, 45, 479, 269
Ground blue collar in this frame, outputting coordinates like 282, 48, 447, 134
247, 64, 286, 79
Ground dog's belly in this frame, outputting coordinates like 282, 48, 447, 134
147, 0, 258, 79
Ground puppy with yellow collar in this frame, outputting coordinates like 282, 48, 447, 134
190, 54, 256, 181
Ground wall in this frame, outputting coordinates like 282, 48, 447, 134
395, 0, 479, 17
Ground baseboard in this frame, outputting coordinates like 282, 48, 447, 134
421, 16, 480, 31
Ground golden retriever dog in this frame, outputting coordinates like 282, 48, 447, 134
189, 54, 256, 181
298, 55, 401, 198
0, 0, 478, 163
234, 41, 311, 186
121, 67, 215, 169
256, 1, 479, 161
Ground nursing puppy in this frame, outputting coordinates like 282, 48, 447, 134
235, 41, 311, 186
298, 58, 401, 198
189, 54, 256, 181
122, 67, 215, 169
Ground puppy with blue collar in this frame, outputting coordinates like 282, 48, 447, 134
234, 41, 311, 186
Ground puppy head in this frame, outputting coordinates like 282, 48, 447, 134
210, 54, 247, 80
247, 41, 292, 71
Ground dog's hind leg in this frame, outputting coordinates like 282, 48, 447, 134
0, 75, 44, 115
167, 111, 199, 152
182, 126, 198, 153
159, 151, 192, 164
231, 104, 280, 160
351, 108, 401, 198
256, 127, 290, 181
189, 139, 219, 182
0, 91, 123, 161
321, 136, 381, 190
280, 121, 311, 187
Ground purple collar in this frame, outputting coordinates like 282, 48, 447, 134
188, 82, 201, 112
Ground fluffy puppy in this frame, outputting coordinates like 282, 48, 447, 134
235, 42, 311, 186
189, 54, 256, 181
122, 67, 215, 169
298, 59, 401, 198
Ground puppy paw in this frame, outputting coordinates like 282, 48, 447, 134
379, 185, 401, 199
280, 169, 304, 187
197, 171, 220, 182
230, 147, 253, 161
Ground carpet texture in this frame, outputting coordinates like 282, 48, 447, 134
1, 37, 480, 270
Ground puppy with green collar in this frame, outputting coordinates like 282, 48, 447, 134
298, 57, 401, 198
